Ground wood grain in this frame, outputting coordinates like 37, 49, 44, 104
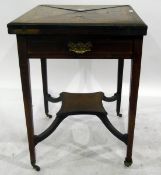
7, 5, 147, 35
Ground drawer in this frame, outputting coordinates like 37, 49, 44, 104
27, 35, 133, 59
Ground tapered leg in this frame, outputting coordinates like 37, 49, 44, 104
116, 59, 124, 117
41, 59, 52, 118
17, 36, 40, 171
124, 38, 143, 167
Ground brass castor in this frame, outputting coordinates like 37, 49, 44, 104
32, 163, 41, 171
46, 113, 52, 118
124, 158, 133, 167
117, 113, 122, 117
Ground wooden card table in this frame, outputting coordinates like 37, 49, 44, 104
7, 5, 147, 171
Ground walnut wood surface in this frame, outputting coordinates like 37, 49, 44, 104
27, 35, 133, 59
7, 5, 147, 35
57, 92, 107, 116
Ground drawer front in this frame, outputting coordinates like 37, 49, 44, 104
27, 35, 133, 59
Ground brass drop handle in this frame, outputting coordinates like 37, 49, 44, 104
68, 41, 92, 54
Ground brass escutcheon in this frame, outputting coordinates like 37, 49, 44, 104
68, 41, 92, 54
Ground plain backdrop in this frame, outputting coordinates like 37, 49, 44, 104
1, 0, 161, 174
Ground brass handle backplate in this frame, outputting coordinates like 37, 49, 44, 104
68, 41, 92, 54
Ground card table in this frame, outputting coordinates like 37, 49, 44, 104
7, 5, 147, 171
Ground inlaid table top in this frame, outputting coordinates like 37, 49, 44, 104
7, 5, 147, 35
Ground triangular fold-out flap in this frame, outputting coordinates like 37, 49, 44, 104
7, 5, 147, 35
40, 5, 130, 13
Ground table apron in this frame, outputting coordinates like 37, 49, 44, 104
26, 35, 134, 59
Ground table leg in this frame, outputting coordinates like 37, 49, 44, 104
116, 59, 124, 117
41, 59, 52, 118
17, 36, 40, 171
124, 38, 143, 167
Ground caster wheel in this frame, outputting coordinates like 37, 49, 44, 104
124, 159, 132, 167
117, 113, 122, 117
32, 164, 41, 171
46, 113, 52, 118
